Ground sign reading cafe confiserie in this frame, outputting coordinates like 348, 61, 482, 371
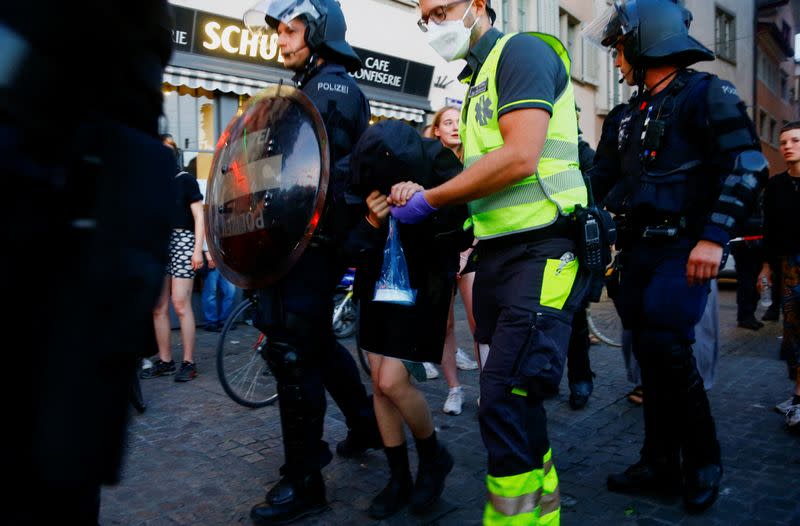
169, 5, 433, 98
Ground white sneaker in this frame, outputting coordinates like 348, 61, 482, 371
786, 405, 800, 427
444, 386, 463, 415
423, 362, 439, 379
775, 397, 795, 414
455, 348, 479, 370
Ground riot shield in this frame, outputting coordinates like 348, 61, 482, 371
205, 84, 329, 288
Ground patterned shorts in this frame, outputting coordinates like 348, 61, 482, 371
167, 229, 196, 279
781, 253, 800, 378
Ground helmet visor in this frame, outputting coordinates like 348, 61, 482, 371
244, 0, 321, 33
582, 1, 639, 49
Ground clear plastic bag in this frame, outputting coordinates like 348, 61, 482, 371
373, 216, 417, 305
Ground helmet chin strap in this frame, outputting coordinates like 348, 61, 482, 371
633, 67, 646, 92
294, 52, 321, 87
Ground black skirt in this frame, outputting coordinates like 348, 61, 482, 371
358, 271, 453, 364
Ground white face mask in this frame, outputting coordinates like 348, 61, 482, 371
426, 1, 479, 62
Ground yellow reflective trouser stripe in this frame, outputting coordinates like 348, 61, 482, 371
484, 450, 560, 525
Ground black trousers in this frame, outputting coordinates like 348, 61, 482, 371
255, 248, 374, 477
731, 242, 762, 321
567, 303, 592, 384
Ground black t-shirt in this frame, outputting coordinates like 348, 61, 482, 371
172, 172, 203, 230
763, 171, 800, 259
495, 33, 568, 118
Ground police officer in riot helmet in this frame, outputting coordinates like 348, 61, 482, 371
584, 0, 765, 513
243, 1, 381, 524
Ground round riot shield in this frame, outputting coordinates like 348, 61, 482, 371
205, 85, 329, 289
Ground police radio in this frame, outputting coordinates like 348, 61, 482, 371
582, 215, 603, 272
574, 204, 617, 302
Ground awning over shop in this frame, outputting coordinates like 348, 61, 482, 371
163, 65, 270, 96
369, 100, 426, 123
163, 64, 429, 123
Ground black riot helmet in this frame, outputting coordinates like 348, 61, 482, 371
244, 0, 362, 72
583, 0, 714, 68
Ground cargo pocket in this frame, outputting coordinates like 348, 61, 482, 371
540, 257, 579, 311
512, 313, 571, 399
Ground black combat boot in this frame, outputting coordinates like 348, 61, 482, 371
409, 433, 454, 514
335, 423, 384, 458
250, 472, 327, 525
568, 380, 593, 410
607, 459, 682, 494
683, 464, 722, 514
368, 443, 413, 519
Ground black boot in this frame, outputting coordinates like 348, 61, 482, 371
368, 443, 413, 519
568, 380, 593, 410
409, 433, 454, 514
607, 460, 681, 494
335, 422, 384, 458
683, 464, 722, 514
251, 472, 328, 525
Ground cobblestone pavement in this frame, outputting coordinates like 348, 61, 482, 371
101, 287, 800, 525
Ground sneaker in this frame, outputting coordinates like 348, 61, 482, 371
455, 348, 478, 370
443, 386, 463, 415
139, 359, 176, 379
203, 322, 222, 332
775, 397, 795, 414
786, 405, 800, 428
423, 362, 439, 380
174, 361, 197, 382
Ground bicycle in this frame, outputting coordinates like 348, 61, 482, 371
216, 295, 278, 408
332, 268, 358, 339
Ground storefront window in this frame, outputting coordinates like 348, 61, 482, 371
162, 85, 217, 180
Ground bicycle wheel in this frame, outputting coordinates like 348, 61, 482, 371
332, 293, 359, 339
586, 301, 623, 348
216, 298, 278, 408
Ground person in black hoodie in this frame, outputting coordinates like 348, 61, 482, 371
349, 120, 471, 519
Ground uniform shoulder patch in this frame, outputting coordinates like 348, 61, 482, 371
705, 75, 758, 152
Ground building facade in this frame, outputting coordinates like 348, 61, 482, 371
491, 0, 758, 148
162, 0, 459, 180
756, 0, 800, 173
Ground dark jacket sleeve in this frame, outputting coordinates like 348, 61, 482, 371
586, 104, 626, 205
699, 76, 763, 246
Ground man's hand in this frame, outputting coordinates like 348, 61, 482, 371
686, 240, 723, 286
389, 191, 437, 224
365, 190, 390, 228
388, 181, 425, 206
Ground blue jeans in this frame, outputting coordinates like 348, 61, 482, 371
202, 268, 236, 324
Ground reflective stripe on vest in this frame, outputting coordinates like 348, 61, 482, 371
484, 449, 561, 525
460, 32, 587, 240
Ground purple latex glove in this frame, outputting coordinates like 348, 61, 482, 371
389, 191, 438, 224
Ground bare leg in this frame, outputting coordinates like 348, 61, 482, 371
153, 276, 172, 362
376, 357, 434, 440
458, 271, 478, 364
171, 277, 196, 363
369, 353, 406, 448
441, 296, 460, 389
